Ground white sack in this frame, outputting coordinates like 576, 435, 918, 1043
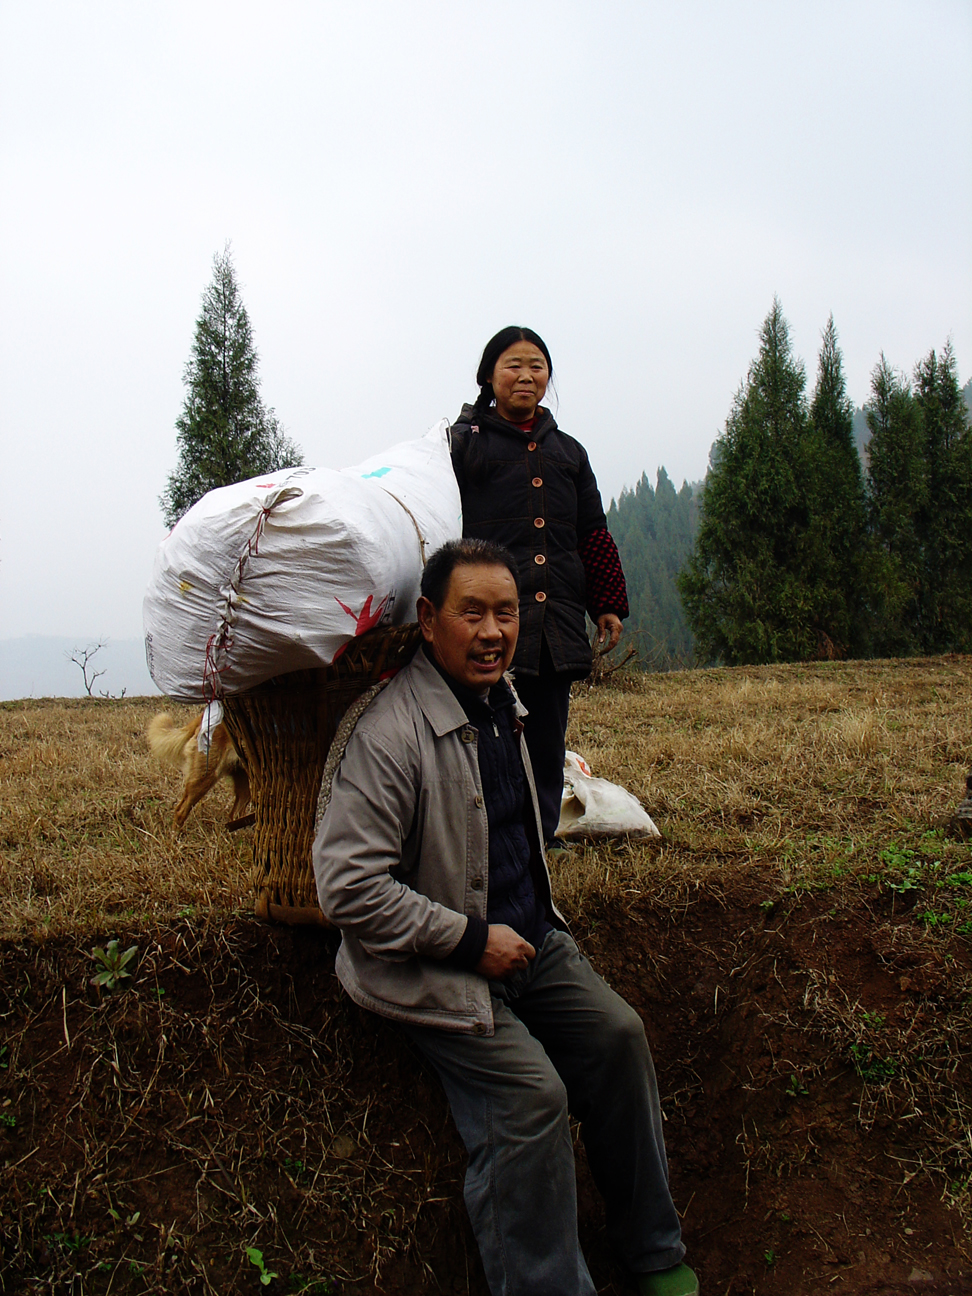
197, 701, 223, 755
557, 751, 661, 840
143, 421, 461, 700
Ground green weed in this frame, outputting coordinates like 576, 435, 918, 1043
850, 1043, 897, 1083
246, 1246, 279, 1287
90, 939, 137, 991
44, 1231, 92, 1253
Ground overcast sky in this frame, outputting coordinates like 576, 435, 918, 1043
1, 0, 970, 656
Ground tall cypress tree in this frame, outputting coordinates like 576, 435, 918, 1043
864, 355, 924, 654
865, 346, 972, 654
678, 299, 816, 664
913, 343, 972, 649
801, 316, 872, 656
160, 247, 303, 528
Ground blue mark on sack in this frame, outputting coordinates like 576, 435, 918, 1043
362, 466, 391, 478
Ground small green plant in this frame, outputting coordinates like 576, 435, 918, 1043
881, 844, 916, 871
785, 1074, 808, 1097
90, 939, 138, 990
861, 1010, 886, 1029
246, 1247, 279, 1286
108, 1208, 141, 1226
920, 910, 950, 928
850, 1042, 897, 1083
764, 1248, 776, 1266
45, 1231, 92, 1253
887, 867, 922, 894
0, 1110, 16, 1129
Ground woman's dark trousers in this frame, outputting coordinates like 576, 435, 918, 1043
513, 639, 572, 846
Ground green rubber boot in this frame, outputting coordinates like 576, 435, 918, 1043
636, 1262, 699, 1296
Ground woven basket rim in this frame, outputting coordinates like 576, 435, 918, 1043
222, 622, 422, 701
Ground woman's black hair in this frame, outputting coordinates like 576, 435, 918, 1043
473, 326, 554, 415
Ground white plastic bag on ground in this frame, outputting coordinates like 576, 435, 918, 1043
143, 420, 461, 700
557, 751, 661, 840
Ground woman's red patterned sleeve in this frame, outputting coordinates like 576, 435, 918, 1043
577, 527, 629, 620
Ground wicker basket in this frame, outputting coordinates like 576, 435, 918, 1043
222, 623, 422, 924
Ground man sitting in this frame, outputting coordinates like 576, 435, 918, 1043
313, 537, 698, 1296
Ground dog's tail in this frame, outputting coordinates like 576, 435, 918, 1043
146, 713, 199, 767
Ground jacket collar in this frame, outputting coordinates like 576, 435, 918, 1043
454, 402, 557, 443
405, 645, 474, 737
406, 644, 527, 737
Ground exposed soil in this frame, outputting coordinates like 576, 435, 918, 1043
1, 875, 970, 1295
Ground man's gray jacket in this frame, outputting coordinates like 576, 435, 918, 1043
313, 647, 566, 1035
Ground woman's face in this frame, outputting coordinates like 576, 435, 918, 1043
489, 341, 550, 423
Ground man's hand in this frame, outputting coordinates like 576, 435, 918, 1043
475, 925, 536, 980
596, 613, 623, 653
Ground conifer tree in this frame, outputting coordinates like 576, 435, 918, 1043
913, 342, 972, 650
867, 344, 972, 653
160, 247, 303, 528
801, 316, 872, 655
864, 355, 924, 653
678, 299, 815, 664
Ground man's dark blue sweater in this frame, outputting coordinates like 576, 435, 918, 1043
425, 647, 552, 970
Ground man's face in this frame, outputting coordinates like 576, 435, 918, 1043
418, 563, 519, 693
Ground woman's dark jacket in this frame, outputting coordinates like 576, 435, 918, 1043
450, 402, 626, 679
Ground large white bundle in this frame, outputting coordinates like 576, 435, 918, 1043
143, 420, 460, 700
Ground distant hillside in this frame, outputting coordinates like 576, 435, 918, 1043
607, 469, 701, 670
0, 637, 159, 701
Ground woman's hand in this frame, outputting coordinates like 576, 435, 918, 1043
596, 613, 623, 654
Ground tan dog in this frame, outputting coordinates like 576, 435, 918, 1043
147, 713, 250, 828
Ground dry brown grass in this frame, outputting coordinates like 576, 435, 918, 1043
2, 656, 971, 941
0, 698, 253, 942
553, 654, 972, 916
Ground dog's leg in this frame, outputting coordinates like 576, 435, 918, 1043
173, 764, 224, 829
229, 766, 251, 823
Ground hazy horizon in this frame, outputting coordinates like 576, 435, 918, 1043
2, 1, 969, 657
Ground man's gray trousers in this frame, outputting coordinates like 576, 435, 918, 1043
403, 930, 684, 1295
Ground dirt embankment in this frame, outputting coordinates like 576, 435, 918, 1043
1, 880, 969, 1296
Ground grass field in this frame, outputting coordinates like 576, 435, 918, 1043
1, 655, 971, 1293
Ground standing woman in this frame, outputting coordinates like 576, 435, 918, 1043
450, 326, 629, 845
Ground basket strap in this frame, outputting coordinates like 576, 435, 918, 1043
380, 488, 429, 566
314, 679, 391, 831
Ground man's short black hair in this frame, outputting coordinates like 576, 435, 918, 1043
420, 539, 520, 610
